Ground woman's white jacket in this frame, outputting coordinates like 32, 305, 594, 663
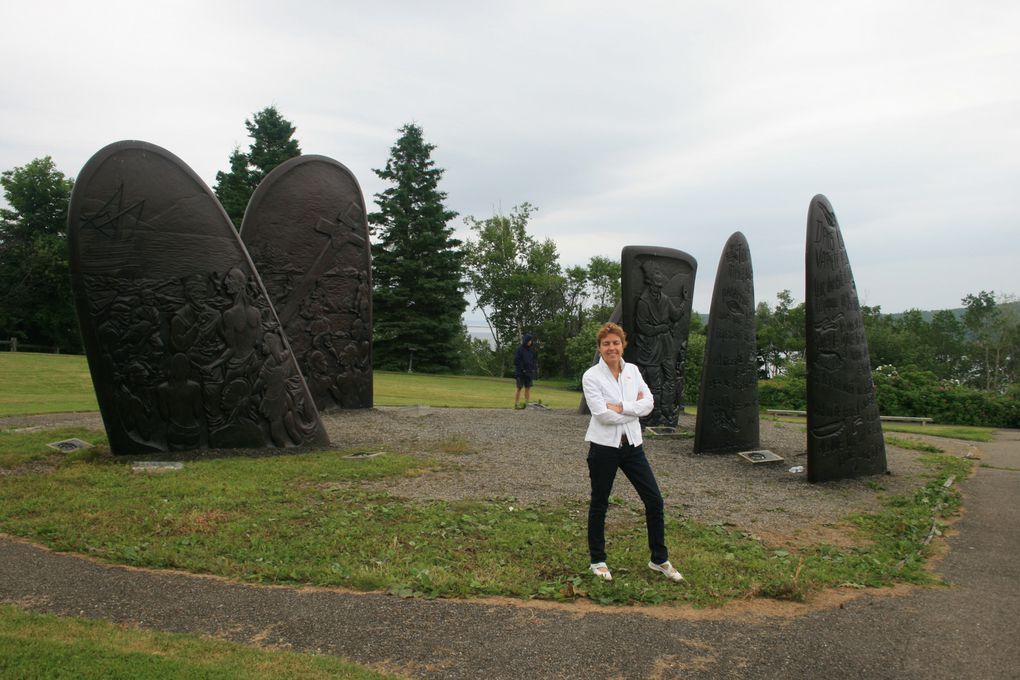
582, 357, 654, 447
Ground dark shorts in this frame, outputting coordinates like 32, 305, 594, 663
515, 373, 533, 389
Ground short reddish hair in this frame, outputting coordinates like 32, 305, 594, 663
596, 322, 627, 347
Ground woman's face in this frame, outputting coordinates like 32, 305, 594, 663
598, 333, 625, 365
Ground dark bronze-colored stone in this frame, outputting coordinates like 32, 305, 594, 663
621, 246, 697, 428
805, 194, 886, 482
241, 155, 372, 411
694, 232, 759, 454
68, 141, 330, 456
578, 303, 622, 416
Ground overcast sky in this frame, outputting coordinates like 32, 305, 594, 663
3, 1, 1018, 317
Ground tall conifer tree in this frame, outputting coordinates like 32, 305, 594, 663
214, 106, 301, 228
370, 124, 466, 372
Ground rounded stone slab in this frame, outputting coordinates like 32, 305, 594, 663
805, 194, 886, 482
68, 141, 330, 456
240, 155, 372, 412
620, 245, 697, 428
694, 232, 759, 454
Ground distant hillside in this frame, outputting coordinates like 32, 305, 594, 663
886, 299, 1020, 322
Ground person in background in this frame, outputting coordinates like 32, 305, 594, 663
513, 333, 537, 409
581, 322, 684, 583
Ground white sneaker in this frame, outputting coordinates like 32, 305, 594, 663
648, 560, 684, 582
589, 562, 612, 581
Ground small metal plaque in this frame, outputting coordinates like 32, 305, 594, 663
343, 451, 385, 460
47, 438, 93, 452
131, 461, 184, 473
738, 449, 784, 464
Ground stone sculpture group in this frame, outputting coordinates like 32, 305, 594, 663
614, 196, 883, 482
68, 141, 372, 456
69, 140, 884, 483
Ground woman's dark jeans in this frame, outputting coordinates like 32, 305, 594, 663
586, 441, 667, 565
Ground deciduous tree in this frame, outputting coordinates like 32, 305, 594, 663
464, 204, 564, 359
0, 156, 78, 350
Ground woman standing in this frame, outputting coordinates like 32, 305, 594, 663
581, 322, 684, 583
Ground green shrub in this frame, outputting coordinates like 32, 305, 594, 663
758, 360, 807, 410
873, 365, 1019, 428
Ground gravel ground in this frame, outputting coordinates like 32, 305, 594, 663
2, 406, 971, 545
321, 405, 967, 545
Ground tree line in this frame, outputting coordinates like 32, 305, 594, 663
2, 105, 1017, 425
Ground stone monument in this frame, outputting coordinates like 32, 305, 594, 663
805, 194, 886, 482
241, 155, 372, 411
621, 246, 697, 428
68, 141, 330, 456
578, 303, 622, 416
694, 232, 759, 453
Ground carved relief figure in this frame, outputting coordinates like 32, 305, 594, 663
633, 261, 688, 426
240, 155, 373, 412
67, 140, 328, 455
157, 353, 203, 450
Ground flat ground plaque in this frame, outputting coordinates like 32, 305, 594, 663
241, 155, 372, 412
68, 141, 329, 456
131, 461, 184, 473
644, 426, 690, 439
738, 449, 783, 464
47, 438, 93, 452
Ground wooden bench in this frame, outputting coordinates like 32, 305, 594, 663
765, 410, 933, 426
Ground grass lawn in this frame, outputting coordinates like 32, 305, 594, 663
0, 426, 970, 608
0, 605, 394, 680
764, 413, 995, 443
0, 353, 98, 416
0, 353, 580, 415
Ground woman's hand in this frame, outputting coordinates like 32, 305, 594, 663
606, 402, 623, 414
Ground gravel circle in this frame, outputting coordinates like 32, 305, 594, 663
322, 406, 955, 545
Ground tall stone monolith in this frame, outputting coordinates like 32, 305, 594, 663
694, 232, 759, 453
805, 194, 886, 482
621, 246, 697, 428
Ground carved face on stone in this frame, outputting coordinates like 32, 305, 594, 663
642, 262, 666, 293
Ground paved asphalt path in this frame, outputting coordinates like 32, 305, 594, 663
2, 432, 1017, 679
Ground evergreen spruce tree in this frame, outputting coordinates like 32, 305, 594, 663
213, 106, 301, 227
213, 147, 254, 227
370, 124, 467, 372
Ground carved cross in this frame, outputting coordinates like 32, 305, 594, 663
277, 202, 366, 324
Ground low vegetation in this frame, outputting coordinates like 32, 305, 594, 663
0, 426, 971, 608
0, 605, 393, 680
